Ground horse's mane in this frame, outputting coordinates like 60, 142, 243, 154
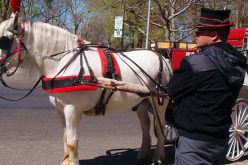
0, 19, 10, 36
20, 21, 90, 76
20, 21, 85, 78
25, 21, 79, 56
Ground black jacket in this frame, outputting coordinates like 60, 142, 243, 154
168, 42, 247, 140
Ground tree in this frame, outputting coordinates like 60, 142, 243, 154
229, 0, 248, 27
83, 0, 133, 48
2, 0, 248, 48
0, 0, 10, 21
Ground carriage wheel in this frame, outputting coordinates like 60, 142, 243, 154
226, 99, 248, 161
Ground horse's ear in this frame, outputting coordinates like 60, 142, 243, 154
13, 13, 18, 30
7, 13, 19, 31
10, 0, 21, 27
12, 13, 18, 27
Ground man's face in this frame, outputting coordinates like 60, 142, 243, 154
195, 28, 216, 49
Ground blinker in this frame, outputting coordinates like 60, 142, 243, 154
0, 36, 11, 50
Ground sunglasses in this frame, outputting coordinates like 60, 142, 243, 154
195, 29, 216, 36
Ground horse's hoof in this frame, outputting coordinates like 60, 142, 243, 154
135, 158, 151, 165
61, 161, 69, 165
151, 160, 163, 165
61, 159, 79, 165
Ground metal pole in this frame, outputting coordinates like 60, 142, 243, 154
145, 0, 151, 49
121, 10, 125, 50
121, 0, 125, 50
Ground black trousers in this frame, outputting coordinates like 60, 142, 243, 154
175, 135, 228, 165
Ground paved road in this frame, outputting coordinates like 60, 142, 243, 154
0, 81, 247, 165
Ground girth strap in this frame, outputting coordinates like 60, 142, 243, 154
95, 89, 114, 115
95, 48, 120, 115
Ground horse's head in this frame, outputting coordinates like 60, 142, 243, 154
0, 13, 26, 78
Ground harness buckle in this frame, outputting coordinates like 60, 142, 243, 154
79, 77, 97, 84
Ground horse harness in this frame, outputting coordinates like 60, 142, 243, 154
42, 46, 121, 115
0, 35, 167, 114
92, 48, 121, 115
94, 48, 121, 115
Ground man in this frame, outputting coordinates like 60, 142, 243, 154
168, 8, 247, 165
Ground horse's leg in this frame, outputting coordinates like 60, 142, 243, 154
55, 108, 70, 163
150, 97, 169, 165
136, 99, 152, 164
61, 105, 82, 165
50, 97, 71, 164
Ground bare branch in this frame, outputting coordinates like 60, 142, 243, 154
169, 0, 193, 20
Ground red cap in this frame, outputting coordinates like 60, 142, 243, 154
10, 0, 21, 13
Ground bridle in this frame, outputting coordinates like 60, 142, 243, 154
0, 17, 42, 101
0, 19, 27, 79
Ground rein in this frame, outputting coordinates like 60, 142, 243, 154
0, 76, 42, 101
109, 48, 169, 94
50, 45, 89, 80
0, 76, 34, 91
0, 22, 30, 92
151, 97, 176, 143
0, 21, 42, 100
0, 43, 168, 101
74, 45, 169, 95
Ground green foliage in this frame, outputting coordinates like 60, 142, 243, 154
0, 0, 11, 21
2, 0, 248, 48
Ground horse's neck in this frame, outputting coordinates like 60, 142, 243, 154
23, 21, 78, 75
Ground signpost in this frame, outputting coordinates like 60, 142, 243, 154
114, 16, 123, 38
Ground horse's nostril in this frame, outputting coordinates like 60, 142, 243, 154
0, 57, 4, 64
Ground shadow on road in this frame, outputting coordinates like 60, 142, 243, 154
79, 145, 175, 165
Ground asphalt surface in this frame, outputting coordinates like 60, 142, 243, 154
0, 77, 247, 165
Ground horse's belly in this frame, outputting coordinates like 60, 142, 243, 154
48, 90, 102, 110
48, 90, 145, 113
104, 92, 144, 112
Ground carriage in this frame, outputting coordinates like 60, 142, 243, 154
157, 27, 248, 162
225, 27, 248, 161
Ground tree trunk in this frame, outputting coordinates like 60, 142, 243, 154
137, 32, 143, 48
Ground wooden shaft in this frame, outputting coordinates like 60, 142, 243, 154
85, 77, 168, 98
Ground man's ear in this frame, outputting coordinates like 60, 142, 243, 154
211, 31, 219, 42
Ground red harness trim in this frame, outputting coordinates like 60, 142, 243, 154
196, 23, 234, 28
42, 75, 97, 93
43, 48, 121, 93
200, 17, 230, 23
98, 48, 107, 76
44, 85, 96, 93
97, 48, 120, 77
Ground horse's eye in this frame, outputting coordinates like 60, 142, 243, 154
0, 36, 11, 50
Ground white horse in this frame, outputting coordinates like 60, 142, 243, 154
0, 14, 172, 165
